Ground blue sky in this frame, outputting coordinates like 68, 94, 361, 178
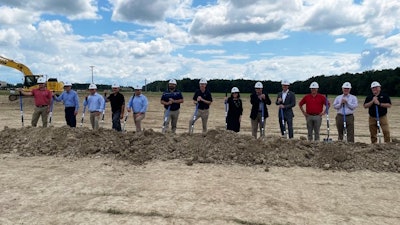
0, 0, 399, 87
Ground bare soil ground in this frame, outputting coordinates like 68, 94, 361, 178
0, 93, 400, 224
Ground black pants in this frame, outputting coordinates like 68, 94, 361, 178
65, 107, 76, 127
112, 110, 122, 131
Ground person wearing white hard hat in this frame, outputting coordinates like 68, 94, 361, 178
275, 80, 296, 138
18, 77, 52, 127
160, 79, 184, 133
250, 81, 272, 139
104, 83, 125, 131
83, 83, 105, 130
299, 81, 329, 141
363, 81, 391, 143
127, 85, 148, 132
53, 81, 80, 127
333, 82, 358, 142
225, 87, 243, 132
189, 78, 213, 134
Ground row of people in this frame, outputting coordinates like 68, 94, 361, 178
18, 78, 391, 143
161, 79, 391, 143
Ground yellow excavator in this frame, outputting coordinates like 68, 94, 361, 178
0, 55, 64, 101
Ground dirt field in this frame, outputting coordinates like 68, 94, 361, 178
0, 92, 400, 225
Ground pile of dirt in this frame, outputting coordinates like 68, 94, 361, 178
1, 126, 399, 172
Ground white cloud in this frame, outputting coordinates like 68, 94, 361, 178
1, 0, 400, 86
334, 38, 346, 43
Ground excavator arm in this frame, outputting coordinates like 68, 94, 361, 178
0, 56, 34, 75
0, 55, 64, 101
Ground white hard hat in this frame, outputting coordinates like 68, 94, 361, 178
309, 82, 319, 89
254, 82, 263, 89
231, 87, 240, 93
112, 83, 120, 88
199, 78, 207, 84
370, 81, 381, 88
88, 83, 97, 89
281, 80, 290, 85
342, 82, 352, 89
63, 81, 72, 86
134, 85, 142, 90
37, 77, 46, 84
169, 79, 177, 85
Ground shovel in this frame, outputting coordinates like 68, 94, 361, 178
162, 105, 171, 133
260, 102, 265, 139
189, 103, 199, 135
48, 97, 54, 126
323, 94, 332, 142
19, 92, 24, 127
376, 105, 382, 143
342, 103, 347, 142
280, 107, 287, 139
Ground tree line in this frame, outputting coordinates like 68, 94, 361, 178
10, 67, 399, 96
145, 67, 400, 96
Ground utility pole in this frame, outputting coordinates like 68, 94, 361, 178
90, 66, 94, 83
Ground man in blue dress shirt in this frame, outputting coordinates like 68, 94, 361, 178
127, 85, 148, 132
54, 81, 80, 127
83, 83, 105, 130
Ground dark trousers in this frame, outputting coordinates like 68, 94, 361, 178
279, 114, 294, 138
65, 107, 76, 127
335, 114, 355, 142
112, 110, 122, 131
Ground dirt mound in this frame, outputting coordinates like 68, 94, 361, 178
1, 126, 399, 172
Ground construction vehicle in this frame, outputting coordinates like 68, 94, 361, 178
0, 55, 64, 101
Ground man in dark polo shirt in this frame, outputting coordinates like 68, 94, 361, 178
189, 78, 213, 134
299, 82, 329, 141
363, 81, 391, 143
105, 83, 125, 131
160, 79, 184, 133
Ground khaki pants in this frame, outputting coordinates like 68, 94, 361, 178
306, 115, 322, 141
90, 112, 101, 130
165, 109, 180, 133
335, 114, 355, 142
369, 115, 390, 143
134, 113, 145, 132
251, 112, 266, 139
32, 106, 49, 127
189, 109, 209, 133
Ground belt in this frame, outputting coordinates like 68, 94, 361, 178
90, 111, 101, 113
36, 105, 48, 107
338, 113, 353, 116
309, 113, 320, 116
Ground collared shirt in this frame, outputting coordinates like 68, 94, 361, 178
83, 92, 105, 112
32, 88, 52, 106
54, 90, 80, 112
107, 92, 125, 113
299, 93, 327, 115
282, 89, 289, 102
128, 94, 148, 113
192, 89, 212, 110
333, 94, 358, 115
161, 89, 183, 111
364, 92, 391, 117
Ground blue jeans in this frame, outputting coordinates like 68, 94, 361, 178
112, 110, 122, 131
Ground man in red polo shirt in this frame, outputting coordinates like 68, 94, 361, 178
299, 82, 329, 141
19, 77, 53, 127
